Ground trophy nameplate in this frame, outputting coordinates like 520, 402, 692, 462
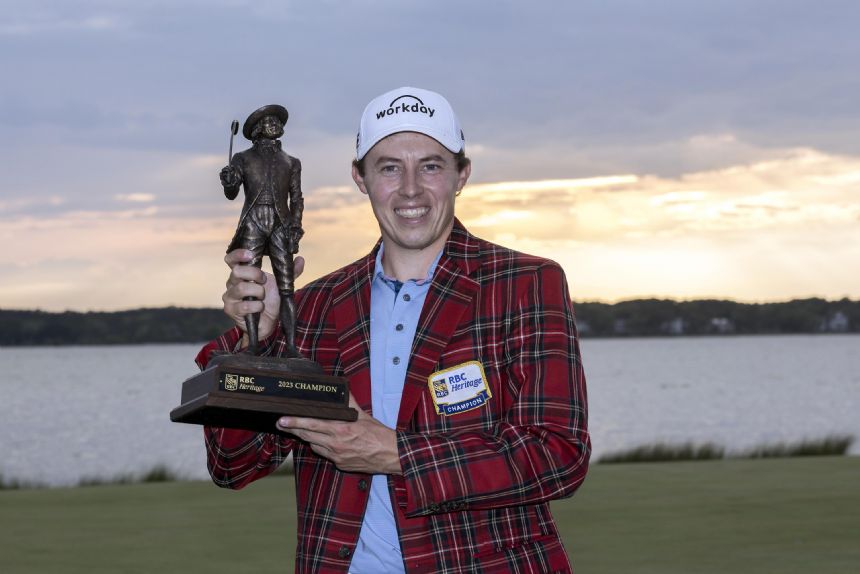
171, 354, 358, 433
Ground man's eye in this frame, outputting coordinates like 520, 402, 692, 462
423, 164, 441, 172
381, 165, 399, 174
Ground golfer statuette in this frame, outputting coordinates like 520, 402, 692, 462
170, 105, 357, 431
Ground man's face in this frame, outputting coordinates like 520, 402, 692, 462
352, 132, 470, 256
256, 115, 284, 139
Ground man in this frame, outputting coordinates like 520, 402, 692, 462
219, 104, 304, 355
198, 87, 590, 573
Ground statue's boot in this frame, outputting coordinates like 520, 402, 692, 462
244, 309, 260, 355
279, 292, 302, 359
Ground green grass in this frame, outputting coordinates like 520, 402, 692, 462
563, 456, 860, 573
1, 457, 858, 573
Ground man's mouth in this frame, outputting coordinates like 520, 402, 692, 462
394, 207, 429, 219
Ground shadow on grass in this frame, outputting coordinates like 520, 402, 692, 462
599, 443, 725, 463
741, 435, 855, 458
0, 474, 45, 491
599, 434, 854, 463
77, 464, 180, 487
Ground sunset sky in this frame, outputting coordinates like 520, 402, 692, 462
2, 1, 858, 311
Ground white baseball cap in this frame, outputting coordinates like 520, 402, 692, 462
356, 86, 465, 160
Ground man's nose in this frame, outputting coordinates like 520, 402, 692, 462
399, 168, 421, 198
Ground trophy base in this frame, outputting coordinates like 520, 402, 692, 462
170, 353, 358, 434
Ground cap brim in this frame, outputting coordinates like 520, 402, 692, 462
357, 123, 463, 160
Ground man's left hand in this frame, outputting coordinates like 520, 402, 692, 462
276, 394, 402, 475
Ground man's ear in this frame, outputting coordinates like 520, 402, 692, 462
456, 159, 472, 193
352, 163, 369, 195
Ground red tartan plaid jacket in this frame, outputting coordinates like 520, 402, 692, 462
197, 220, 590, 573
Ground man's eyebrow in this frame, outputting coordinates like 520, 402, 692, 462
373, 155, 403, 166
372, 153, 448, 166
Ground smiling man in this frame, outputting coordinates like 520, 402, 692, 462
197, 87, 591, 573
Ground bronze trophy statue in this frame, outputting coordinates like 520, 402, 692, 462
220, 105, 304, 356
170, 105, 357, 431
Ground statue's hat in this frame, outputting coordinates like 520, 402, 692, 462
242, 104, 289, 140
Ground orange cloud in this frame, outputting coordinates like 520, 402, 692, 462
3, 144, 859, 310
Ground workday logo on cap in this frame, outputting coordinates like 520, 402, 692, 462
356, 86, 465, 160
374, 94, 436, 121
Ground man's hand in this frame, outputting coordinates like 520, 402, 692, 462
222, 249, 305, 343
276, 394, 402, 475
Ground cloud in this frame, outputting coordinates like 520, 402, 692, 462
3, 1, 860, 161
449, 143, 860, 302
0, 14, 120, 36
4, 140, 859, 310
461, 144, 860, 243
3, 1, 860, 308
114, 193, 155, 203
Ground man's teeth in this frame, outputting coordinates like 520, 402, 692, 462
395, 207, 429, 218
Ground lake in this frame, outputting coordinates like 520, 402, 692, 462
1, 335, 858, 486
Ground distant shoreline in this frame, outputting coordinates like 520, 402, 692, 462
1, 297, 857, 346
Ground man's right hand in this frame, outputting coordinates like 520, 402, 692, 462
222, 250, 304, 344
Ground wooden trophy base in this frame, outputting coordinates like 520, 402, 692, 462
170, 353, 358, 434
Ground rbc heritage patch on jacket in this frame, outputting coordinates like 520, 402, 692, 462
427, 361, 492, 416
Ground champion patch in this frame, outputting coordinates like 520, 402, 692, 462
427, 361, 492, 416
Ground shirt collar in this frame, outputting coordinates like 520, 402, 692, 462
373, 242, 443, 291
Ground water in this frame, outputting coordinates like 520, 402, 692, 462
1, 335, 858, 486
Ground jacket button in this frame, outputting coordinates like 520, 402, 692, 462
358, 479, 368, 491
338, 545, 351, 558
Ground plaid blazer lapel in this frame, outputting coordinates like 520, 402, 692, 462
396, 221, 481, 429
331, 251, 375, 414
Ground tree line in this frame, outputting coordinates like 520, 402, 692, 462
0, 307, 231, 346
0, 298, 856, 346
573, 297, 857, 337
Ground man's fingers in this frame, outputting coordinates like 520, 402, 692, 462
226, 264, 266, 288
223, 294, 264, 316
277, 415, 343, 435
294, 255, 305, 279
278, 415, 323, 432
236, 280, 265, 299
237, 299, 264, 315
224, 249, 252, 267
224, 279, 265, 301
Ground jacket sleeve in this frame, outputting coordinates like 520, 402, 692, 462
394, 262, 590, 516
196, 326, 296, 490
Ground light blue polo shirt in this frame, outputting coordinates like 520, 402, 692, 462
349, 244, 442, 574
